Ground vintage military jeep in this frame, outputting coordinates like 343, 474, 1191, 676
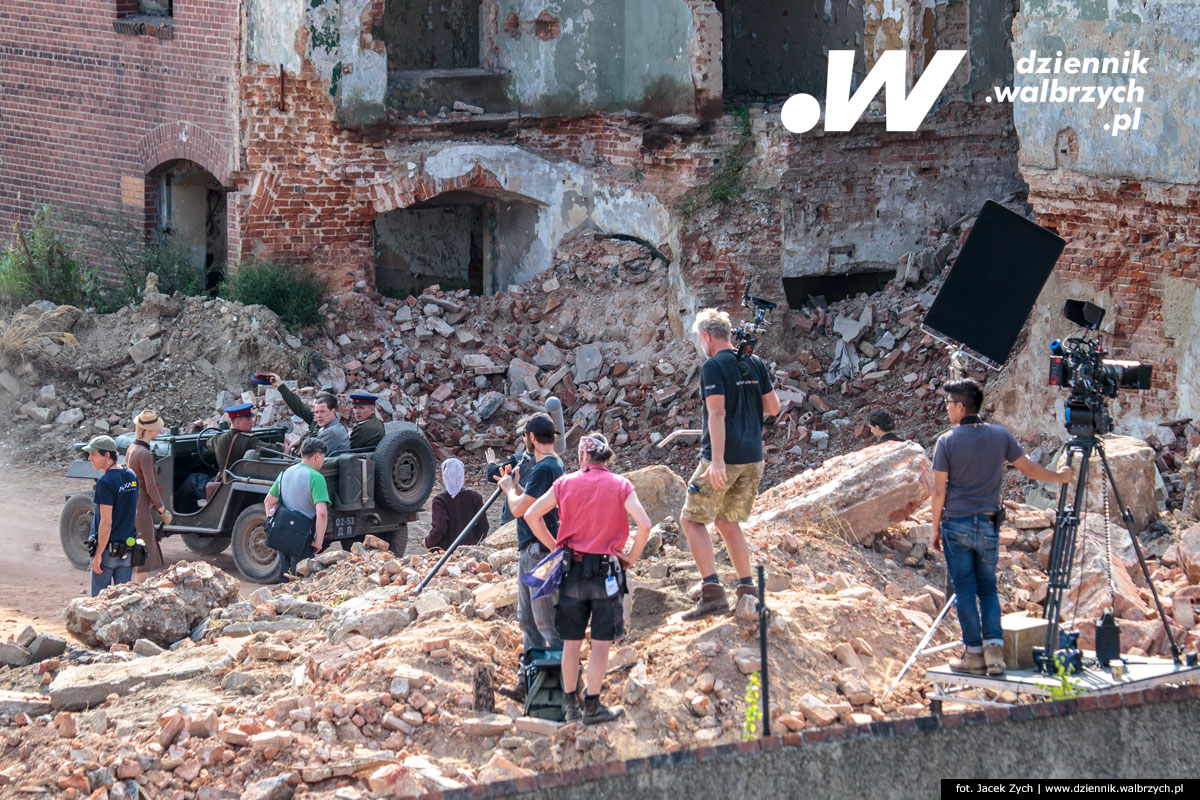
59, 422, 435, 582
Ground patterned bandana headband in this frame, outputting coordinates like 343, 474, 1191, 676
580, 436, 603, 452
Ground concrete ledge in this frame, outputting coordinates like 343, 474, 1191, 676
427, 684, 1200, 799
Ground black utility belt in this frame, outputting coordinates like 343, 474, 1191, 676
562, 549, 620, 578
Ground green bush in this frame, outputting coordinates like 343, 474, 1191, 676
0, 206, 92, 308
221, 259, 326, 330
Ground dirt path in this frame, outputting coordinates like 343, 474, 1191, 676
0, 466, 266, 642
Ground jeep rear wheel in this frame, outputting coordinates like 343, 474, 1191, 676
182, 533, 232, 555
231, 505, 281, 583
372, 425, 435, 514
60, 493, 94, 570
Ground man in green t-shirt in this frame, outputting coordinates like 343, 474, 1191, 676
264, 438, 330, 581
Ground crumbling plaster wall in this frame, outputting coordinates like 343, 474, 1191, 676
989, 0, 1200, 440
490, 0, 700, 116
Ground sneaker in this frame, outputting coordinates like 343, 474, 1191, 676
563, 690, 582, 723
682, 583, 729, 621
582, 694, 624, 725
948, 650, 987, 675
984, 644, 1006, 676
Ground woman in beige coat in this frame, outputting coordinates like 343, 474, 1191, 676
127, 409, 172, 582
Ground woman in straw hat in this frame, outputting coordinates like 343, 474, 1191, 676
128, 409, 173, 582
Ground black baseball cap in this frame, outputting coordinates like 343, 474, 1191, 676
519, 412, 557, 438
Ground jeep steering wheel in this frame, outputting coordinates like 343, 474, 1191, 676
196, 427, 221, 470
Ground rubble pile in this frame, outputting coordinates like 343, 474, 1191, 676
0, 275, 305, 462
3, 437, 1200, 797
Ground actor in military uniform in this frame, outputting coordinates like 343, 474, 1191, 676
348, 392, 385, 450
208, 403, 266, 470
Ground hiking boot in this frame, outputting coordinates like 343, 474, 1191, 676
735, 583, 758, 600
582, 694, 624, 725
498, 680, 527, 704
682, 583, 729, 621
984, 644, 1006, 676
563, 690, 582, 723
948, 650, 987, 675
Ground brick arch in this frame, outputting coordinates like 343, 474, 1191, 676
135, 122, 232, 186
371, 163, 516, 214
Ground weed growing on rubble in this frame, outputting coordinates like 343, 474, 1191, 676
0, 307, 78, 369
1046, 654, 1084, 702
0, 206, 91, 309
742, 671, 763, 740
220, 258, 326, 330
682, 106, 753, 217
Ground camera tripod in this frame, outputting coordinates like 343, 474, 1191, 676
1041, 434, 1181, 671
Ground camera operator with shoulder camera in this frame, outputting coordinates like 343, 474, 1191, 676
486, 413, 565, 700
932, 379, 1071, 676
680, 308, 780, 620
84, 435, 140, 597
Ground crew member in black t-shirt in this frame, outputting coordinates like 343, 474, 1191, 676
680, 309, 780, 620
486, 412, 565, 701
83, 435, 140, 597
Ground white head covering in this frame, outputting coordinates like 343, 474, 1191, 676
442, 458, 465, 498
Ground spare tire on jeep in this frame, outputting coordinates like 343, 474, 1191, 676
372, 423, 435, 514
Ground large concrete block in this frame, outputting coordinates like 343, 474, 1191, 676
1002, 614, 1050, 670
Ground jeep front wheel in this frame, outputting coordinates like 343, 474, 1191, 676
60, 494, 94, 570
231, 505, 281, 583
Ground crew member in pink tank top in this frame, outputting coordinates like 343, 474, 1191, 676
524, 432, 652, 725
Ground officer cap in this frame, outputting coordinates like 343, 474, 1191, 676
349, 393, 378, 406
225, 403, 254, 418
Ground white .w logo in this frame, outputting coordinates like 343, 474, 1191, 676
782, 50, 967, 133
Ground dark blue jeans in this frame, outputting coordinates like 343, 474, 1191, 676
91, 564, 133, 596
942, 514, 1003, 648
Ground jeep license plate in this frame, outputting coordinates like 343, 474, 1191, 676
333, 516, 356, 539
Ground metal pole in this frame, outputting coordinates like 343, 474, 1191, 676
758, 564, 770, 738
413, 485, 503, 596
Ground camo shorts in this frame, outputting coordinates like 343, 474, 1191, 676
680, 459, 765, 525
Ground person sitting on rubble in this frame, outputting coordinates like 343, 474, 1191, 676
524, 432, 651, 724
347, 392, 385, 450
263, 372, 349, 455
425, 457, 488, 550
867, 410, 904, 444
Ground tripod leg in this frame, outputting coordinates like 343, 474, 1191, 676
1042, 443, 1090, 661
1095, 444, 1182, 663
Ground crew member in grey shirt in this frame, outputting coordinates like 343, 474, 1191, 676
931, 379, 1071, 676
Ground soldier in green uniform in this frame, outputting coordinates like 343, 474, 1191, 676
208, 403, 266, 470
348, 392, 385, 450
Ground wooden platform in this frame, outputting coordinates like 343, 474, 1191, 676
926, 651, 1200, 710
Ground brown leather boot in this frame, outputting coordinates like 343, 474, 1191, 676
735, 583, 758, 600
948, 650, 987, 675
682, 582, 729, 621
984, 644, 1006, 676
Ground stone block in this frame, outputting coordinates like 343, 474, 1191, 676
1002, 614, 1050, 670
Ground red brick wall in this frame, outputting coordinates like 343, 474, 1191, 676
0, 1, 240, 268
1026, 170, 1200, 404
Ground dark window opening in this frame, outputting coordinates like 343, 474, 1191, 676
150, 161, 227, 293
721, 1, 864, 105
115, 1, 174, 37
782, 271, 895, 309
384, 1, 515, 117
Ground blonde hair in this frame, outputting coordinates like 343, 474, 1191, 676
692, 308, 732, 340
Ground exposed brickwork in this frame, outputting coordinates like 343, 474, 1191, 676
0, 1, 240, 268
1024, 169, 1200, 415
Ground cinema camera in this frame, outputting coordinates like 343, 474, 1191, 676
1048, 299, 1152, 438
733, 283, 776, 359
1036, 299, 1181, 673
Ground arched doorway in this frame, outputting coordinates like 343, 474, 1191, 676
149, 160, 228, 292
374, 189, 540, 298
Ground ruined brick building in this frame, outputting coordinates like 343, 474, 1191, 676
0, 1, 1195, 433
